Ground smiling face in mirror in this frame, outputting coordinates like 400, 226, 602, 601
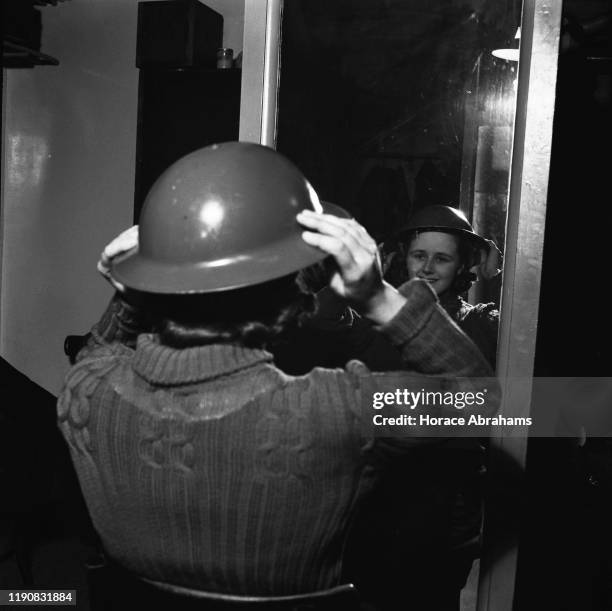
405, 231, 463, 295
275, 0, 519, 311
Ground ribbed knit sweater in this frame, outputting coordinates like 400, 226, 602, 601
57, 279, 493, 595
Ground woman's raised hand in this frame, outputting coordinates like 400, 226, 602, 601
297, 211, 406, 324
479, 238, 503, 280
97, 225, 139, 292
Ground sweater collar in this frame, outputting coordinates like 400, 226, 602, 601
132, 334, 274, 386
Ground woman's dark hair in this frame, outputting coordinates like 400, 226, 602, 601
147, 274, 315, 349
382, 230, 480, 294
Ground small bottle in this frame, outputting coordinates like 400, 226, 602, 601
216, 48, 234, 69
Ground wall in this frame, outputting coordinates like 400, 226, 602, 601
205, 0, 245, 52
1, 0, 245, 394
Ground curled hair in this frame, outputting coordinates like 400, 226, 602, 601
148, 274, 315, 349
382, 230, 480, 295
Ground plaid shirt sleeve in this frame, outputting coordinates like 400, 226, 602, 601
344, 280, 499, 444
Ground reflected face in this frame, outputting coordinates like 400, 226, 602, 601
406, 232, 463, 295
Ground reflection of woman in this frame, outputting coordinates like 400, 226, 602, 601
366, 205, 502, 609
384, 204, 501, 367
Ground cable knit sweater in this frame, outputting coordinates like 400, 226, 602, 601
57, 279, 493, 595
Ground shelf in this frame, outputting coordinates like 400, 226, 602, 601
2, 39, 59, 68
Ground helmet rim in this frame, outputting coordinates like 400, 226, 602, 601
112, 200, 350, 294
397, 205, 490, 251
110, 142, 351, 294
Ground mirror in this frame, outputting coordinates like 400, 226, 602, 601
274, 1, 523, 608
276, 0, 520, 316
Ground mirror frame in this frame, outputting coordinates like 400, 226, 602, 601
478, 1, 562, 610
239, 1, 563, 608
239, 0, 282, 145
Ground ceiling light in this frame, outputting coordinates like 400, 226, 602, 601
492, 27, 521, 62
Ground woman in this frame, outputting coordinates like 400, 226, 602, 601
384, 204, 502, 367
58, 144, 495, 608
358, 205, 503, 609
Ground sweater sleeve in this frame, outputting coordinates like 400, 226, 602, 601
76, 293, 150, 361
378, 279, 493, 378
340, 280, 499, 446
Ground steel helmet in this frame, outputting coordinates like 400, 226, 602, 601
111, 142, 350, 294
398, 205, 490, 251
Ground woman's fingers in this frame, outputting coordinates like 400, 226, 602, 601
298, 212, 375, 275
104, 225, 139, 260
97, 225, 139, 291
99, 225, 139, 267
300, 231, 355, 268
297, 211, 383, 305
480, 239, 503, 279
298, 211, 377, 258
